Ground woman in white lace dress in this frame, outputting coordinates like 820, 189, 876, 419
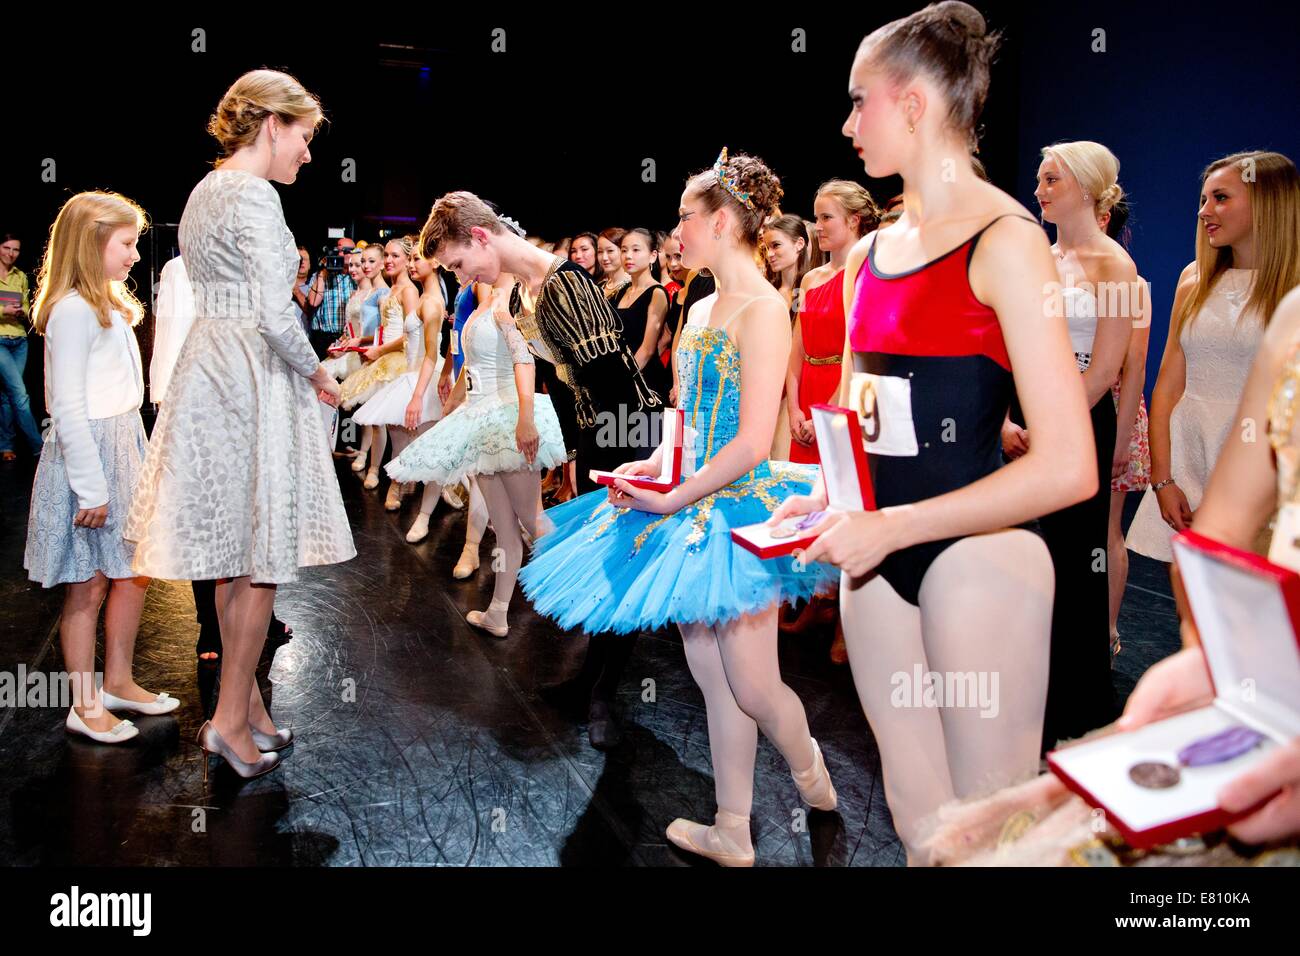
125, 70, 355, 779
1127, 151, 1300, 562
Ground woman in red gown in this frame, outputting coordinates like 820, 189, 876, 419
787, 180, 880, 464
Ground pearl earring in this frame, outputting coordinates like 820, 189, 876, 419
908, 125, 915, 134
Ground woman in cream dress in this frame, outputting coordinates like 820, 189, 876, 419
125, 70, 355, 779
1127, 150, 1300, 561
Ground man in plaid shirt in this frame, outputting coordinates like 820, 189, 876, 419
306, 237, 356, 359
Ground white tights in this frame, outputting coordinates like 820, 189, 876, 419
473, 470, 547, 628
678, 605, 818, 844
840, 529, 1053, 864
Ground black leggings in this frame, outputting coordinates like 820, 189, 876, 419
1038, 392, 1120, 747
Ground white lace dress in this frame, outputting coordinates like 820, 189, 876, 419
124, 169, 356, 583
1127, 269, 1262, 561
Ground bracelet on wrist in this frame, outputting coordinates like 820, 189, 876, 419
1152, 478, 1177, 492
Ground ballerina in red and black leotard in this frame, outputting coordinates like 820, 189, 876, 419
770, 2, 1098, 864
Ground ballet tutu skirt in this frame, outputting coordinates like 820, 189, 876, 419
385, 390, 567, 486
352, 366, 444, 427
339, 351, 406, 410
322, 349, 362, 382
25, 409, 148, 587
520, 461, 836, 635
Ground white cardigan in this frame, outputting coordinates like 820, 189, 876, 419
43, 290, 144, 509
149, 255, 196, 404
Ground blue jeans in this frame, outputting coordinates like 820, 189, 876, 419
0, 335, 43, 454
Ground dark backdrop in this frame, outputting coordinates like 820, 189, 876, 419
2, 3, 1298, 401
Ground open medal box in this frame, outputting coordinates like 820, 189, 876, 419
731, 403, 875, 559
589, 407, 687, 494
1047, 529, 1299, 848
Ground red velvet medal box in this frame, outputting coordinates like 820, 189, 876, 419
1047, 529, 1298, 848
589, 407, 686, 493
731, 403, 875, 560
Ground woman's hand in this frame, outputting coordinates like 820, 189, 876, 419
767, 488, 829, 526
1156, 482, 1194, 531
609, 477, 680, 515
73, 504, 108, 529
1219, 737, 1300, 845
789, 408, 814, 446
1116, 645, 1300, 844
605, 460, 661, 505
1116, 647, 1213, 731
800, 507, 909, 578
363, 345, 381, 363
1001, 417, 1029, 460
404, 397, 423, 431
1112, 444, 1131, 480
310, 368, 341, 406
516, 416, 539, 465
437, 370, 453, 404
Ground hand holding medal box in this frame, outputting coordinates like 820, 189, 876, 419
590, 407, 687, 493
1047, 529, 1299, 848
731, 403, 875, 559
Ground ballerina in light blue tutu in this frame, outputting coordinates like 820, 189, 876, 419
520, 150, 839, 867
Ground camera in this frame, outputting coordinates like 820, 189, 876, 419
319, 245, 348, 273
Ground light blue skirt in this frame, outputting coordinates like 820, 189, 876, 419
519, 462, 836, 634
386, 391, 567, 486
25, 410, 147, 587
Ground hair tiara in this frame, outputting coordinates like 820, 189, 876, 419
713, 148, 755, 211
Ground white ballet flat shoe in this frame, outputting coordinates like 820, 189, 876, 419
350, 450, 369, 473
66, 706, 138, 744
99, 689, 180, 717
452, 546, 480, 579
442, 485, 465, 510
363, 469, 380, 490
406, 513, 431, 543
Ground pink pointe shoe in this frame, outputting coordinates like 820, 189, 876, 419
791, 738, 838, 811
666, 810, 755, 867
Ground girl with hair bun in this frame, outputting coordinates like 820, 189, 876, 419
771, 2, 1098, 863
1002, 140, 1138, 744
521, 150, 838, 867
125, 69, 355, 780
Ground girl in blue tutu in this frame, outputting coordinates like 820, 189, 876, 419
519, 151, 838, 866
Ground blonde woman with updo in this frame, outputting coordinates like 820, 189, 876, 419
125, 70, 355, 780
1009, 140, 1138, 746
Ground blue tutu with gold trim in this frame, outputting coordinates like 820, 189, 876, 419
519, 321, 835, 635
519, 461, 834, 634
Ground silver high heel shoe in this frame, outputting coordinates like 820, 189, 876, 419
250, 724, 294, 752
197, 720, 280, 782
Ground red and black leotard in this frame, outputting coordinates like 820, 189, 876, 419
847, 214, 1038, 605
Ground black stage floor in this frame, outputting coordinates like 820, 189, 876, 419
0, 454, 1181, 866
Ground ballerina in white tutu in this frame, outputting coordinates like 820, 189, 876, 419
319, 248, 368, 382
399, 276, 493, 574
342, 238, 415, 490
387, 256, 567, 636
353, 248, 446, 510
346, 244, 388, 474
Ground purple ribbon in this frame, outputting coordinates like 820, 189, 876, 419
794, 510, 826, 531
1177, 726, 1265, 767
